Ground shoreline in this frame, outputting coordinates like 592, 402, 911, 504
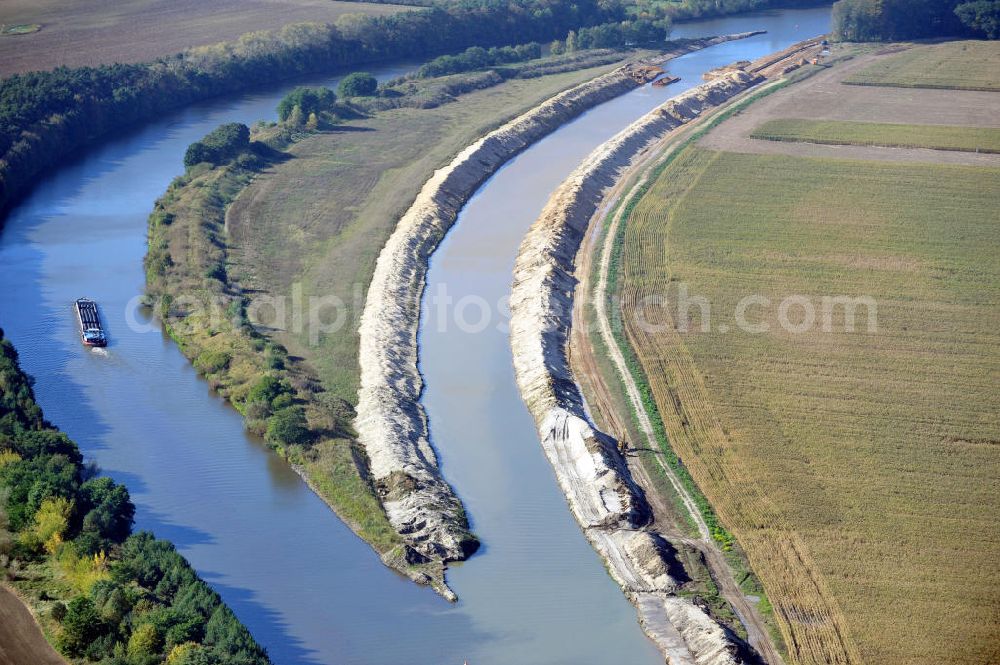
353, 33, 759, 597
507, 71, 767, 663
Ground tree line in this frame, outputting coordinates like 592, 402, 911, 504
0, 0, 628, 218
832, 0, 1000, 40
417, 43, 542, 78
0, 331, 270, 665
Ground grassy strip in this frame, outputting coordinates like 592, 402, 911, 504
145, 140, 408, 560
751, 118, 1000, 153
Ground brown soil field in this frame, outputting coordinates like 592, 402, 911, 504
0, 0, 409, 76
699, 46, 1000, 166
0, 585, 65, 665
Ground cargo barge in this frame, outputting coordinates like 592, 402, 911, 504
75, 298, 107, 347
651, 75, 681, 88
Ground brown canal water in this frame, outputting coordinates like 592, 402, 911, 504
0, 7, 829, 664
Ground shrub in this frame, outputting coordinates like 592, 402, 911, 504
277, 86, 336, 122
193, 350, 231, 374
246, 375, 291, 406
183, 123, 250, 168
271, 393, 294, 410
59, 596, 106, 656
128, 623, 164, 658
338, 72, 378, 97
266, 407, 311, 446
417, 43, 542, 77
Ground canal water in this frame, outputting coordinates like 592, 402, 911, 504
0, 6, 829, 664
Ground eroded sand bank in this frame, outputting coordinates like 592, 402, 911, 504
509, 71, 763, 662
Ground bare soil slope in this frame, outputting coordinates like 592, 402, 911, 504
0, 585, 65, 665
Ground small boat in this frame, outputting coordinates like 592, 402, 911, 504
75, 298, 107, 347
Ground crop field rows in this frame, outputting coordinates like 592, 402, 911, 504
844, 41, 1000, 91
616, 147, 1000, 664
750, 119, 1000, 154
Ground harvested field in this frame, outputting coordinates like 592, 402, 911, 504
700, 47, 1000, 166
751, 118, 1000, 154
844, 40, 1000, 91
615, 145, 1000, 664
0, 0, 408, 76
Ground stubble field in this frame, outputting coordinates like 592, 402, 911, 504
0, 0, 408, 75
843, 40, 1000, 91
615, 143, 1000, 664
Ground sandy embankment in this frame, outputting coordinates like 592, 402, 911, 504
509, 71, 763, 663
355, 34, 757, 596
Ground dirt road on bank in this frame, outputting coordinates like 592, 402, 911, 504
572, 125, 786, 665
0, 585, 65, 665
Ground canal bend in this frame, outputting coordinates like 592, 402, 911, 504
0, 7, 830, 664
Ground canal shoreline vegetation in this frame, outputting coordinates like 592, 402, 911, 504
144, 120, 423, 580
0, 331, 271, 665
143, 47, 653, 594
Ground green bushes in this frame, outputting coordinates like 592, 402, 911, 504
417, 43, 542, 78
266, 407, 311, 446
277, 86, 337, 122
247, 375, 292, 405
553, 18, 672, 53
193, 350, 231, 374
0, 330, 270, 664
338, 71, 378, 97
183, 123, 251, 168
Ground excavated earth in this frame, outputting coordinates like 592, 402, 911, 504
354, 34, 758, 597
508, 71, 764, 664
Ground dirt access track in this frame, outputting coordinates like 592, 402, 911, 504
0, 585, 65, 665
0, 0, 408, 76
700, 46, 1000, 167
